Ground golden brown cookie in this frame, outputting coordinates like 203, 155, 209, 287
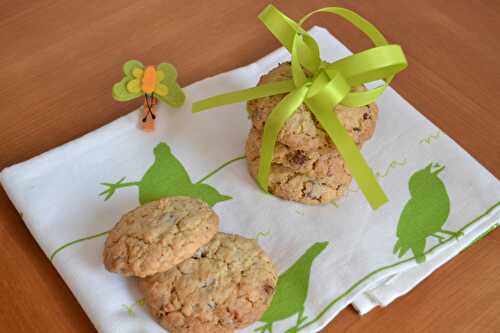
103, 197, 219, 278
245, 126, 351, 178
245, 126, 352, 204
140, 233, 278, 333
247, 62, 379, 152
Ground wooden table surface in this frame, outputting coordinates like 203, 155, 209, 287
1, 0, 499, 332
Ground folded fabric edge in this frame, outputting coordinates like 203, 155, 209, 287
352, 202, 500, 313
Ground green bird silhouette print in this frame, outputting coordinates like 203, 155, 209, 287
256, 241, 328, 333
393, 163, 462, 263
100, 142, 231, 206
50, 142, 243, 260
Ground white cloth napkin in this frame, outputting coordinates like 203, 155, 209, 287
1, 27, 499, 333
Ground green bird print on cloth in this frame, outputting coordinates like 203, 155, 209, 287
393, 163, 463, 263
50, 142, 242, 260
100, 142, 231, 206
256, 241, 328, 333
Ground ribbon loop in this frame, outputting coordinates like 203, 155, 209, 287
259, 5, 320, 73
326, 45, 407, 86
291, 34, 308, 87
299, 7, 388, 47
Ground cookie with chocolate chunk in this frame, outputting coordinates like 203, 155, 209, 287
247, 62, 379, 152
245, 127, 352, 204
140, 233, 277, 333
103, 196, 219, 277
245, 126, 350, 179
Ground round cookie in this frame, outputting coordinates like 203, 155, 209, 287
140, 233, 278, 333
247, 62, 379, 151
103, 196, 219, 278
264, 166, 350, 205
246, 157, 351, 205
245, 140, 353, 206
245, 127, 352, 205
245, 126, 351, 179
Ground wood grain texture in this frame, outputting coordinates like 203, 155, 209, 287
0, 0, 498, 332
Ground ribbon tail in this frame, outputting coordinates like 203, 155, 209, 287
306, 99, 388, 209
192, 80, 295, 113
257, 86, 309, 191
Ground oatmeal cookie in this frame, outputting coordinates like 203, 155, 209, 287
247, 62, 379, 151
103, 196, 219, 277
140, 233, 277, 333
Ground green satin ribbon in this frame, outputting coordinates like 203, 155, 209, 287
192, 4, 408, 209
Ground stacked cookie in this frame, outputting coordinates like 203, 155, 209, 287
246, 63, 379, 205
103, 197, 277, 333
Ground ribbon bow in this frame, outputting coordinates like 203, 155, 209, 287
192, 5, 407, 209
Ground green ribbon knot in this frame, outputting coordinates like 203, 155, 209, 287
192, 4, 408, 209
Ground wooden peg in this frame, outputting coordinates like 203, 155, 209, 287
142, 96, 157, 131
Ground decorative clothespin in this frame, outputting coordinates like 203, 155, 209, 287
112, 60, 185, 131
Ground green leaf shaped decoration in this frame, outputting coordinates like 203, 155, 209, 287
123, 59, 144, 77
112, 77, 143, 102
112, 60, 145, 101
156, 63, 185, 108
